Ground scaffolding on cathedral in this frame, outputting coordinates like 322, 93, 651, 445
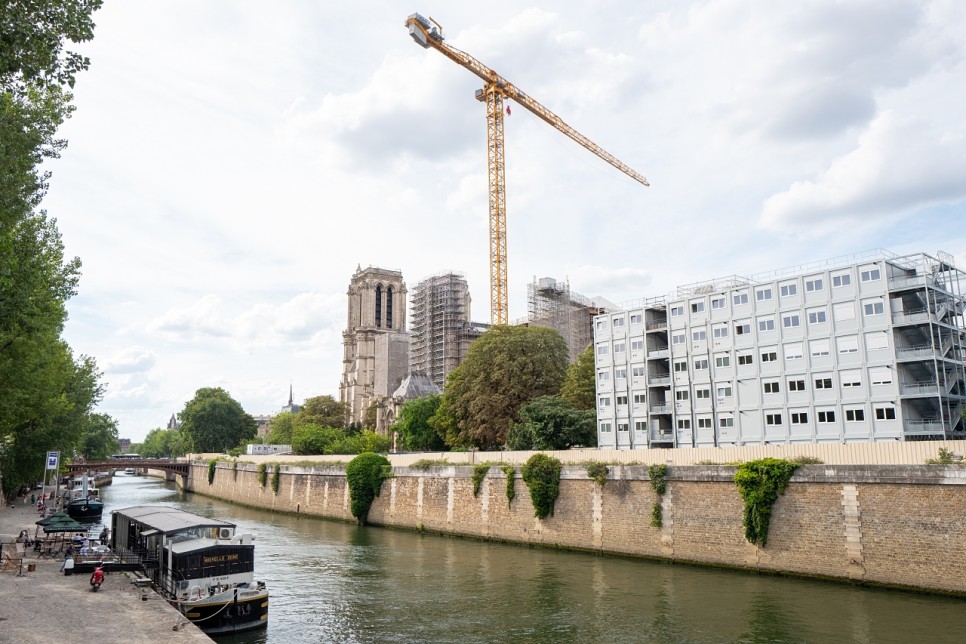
410, 272, 486, 390
527, 277, 610, 363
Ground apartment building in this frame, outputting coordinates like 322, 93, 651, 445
594, 251, 966, 449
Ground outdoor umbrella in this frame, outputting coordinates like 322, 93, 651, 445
35, 511, 71, 527
41, 515, 86, 533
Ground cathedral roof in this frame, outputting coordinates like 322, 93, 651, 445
392, 372, 441, 400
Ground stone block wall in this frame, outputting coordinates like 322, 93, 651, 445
180, 461, 966, 595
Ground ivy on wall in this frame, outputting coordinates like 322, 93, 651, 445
502, 465, 516, 507
472, 464, 491, 497
585, 461, 609, 487
648, 464, 667, 527
271, 464, 280, 494
207, 459, 217, 485
733, 458, 798, 546
257, 462, 268, 487
521, 454, 563, 519
346, 453, 392, 525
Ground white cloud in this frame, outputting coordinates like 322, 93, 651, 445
102, 346, 157, 374
759, 111, 966, 230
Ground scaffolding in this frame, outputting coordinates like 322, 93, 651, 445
527, 277, 610, 362
409, 272, 485, 390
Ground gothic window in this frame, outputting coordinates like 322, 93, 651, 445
375, 285, 382, 327
387, 286, 394, 328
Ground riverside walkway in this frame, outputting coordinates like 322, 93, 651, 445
0, 497, 210, 643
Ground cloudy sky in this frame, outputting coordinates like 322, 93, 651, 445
43, 1, 966, 442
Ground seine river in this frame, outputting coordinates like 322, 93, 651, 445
98, 474, 963, 643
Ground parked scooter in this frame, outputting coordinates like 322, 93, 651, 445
90, 566, 104, 592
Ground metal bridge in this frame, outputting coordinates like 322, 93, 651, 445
66, 459, 190, 479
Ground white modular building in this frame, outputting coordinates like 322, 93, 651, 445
594, 250, 966, 449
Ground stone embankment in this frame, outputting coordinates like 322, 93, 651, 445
182, 459, 966, 596
0, 499, 209, 643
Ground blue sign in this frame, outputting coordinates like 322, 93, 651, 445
46, 451, 59, 469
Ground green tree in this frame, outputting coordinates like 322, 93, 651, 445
78, 412, 119, 460
266, 411, 295, 445
1, 0, 103, 93
435, 326, 569, 449
506, 395, 597, 451
393, 394, 445, 451
291, 424, 344, 455
560, 344, 596, 410
180, 387, 257, 453
0, 0, 104, 498
139, 428, 186, 458
297, 395, 347, 430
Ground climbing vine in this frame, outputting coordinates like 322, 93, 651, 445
346, 453, 392, 525
734, 458, 798, 546
232, 459, 238, 480
502, 465, 516, 507
472, 464, 491, 497
585, 461, 609, 488
521, 454, 563, 519
648, 464, 668, 527
207, 459, 217, 485
257, 462, 268, 487
271, 464, 281, 494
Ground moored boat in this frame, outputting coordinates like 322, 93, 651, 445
64, 474, 103, 521
111, 505, 268, 635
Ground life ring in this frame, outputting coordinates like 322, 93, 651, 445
80, 505, 88, 512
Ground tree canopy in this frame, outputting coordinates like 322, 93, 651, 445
393, 394, 445, 452
297, 395, 347, 430
506, 395, 597, 451
0, 0, 108, 497
266, 411, 295, 445
139, 428, 186, 458
180, 388, 257, 453
560, 344, 596, 410
433, 325, 569, 450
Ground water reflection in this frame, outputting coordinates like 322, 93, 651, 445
99, 476, 965, 644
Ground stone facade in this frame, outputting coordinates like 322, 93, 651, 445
340, 266, 409, 427
183, 462, 966, 595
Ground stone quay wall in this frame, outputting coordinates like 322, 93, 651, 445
179, 461, 966, 595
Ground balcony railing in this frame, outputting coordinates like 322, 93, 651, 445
649, 403, 673, 414
647, 348, 669, 359
900, 382, 940, 395
896, 345, 937, 360
649, 429, 674, 442
904, 419, 944, 435
648, 375, 671, 386
645, 320, 668, 331
892, 309, 933, 325
888, 275, 926, 290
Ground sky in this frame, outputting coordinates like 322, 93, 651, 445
41, 0, 966, 442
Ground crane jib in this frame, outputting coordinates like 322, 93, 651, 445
405, 11, 648, 324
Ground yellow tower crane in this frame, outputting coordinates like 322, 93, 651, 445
406, 13, 649, 326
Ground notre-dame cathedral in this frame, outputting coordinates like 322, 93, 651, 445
339, 266, 410, 428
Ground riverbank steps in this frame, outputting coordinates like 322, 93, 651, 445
0, 501, 210, 643
181, 460, 966, 597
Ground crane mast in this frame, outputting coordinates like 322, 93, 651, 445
406, 13, 648, 325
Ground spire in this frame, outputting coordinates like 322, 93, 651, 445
288, 382, 294, 406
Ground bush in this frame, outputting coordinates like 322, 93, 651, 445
410, 458, 449, 470
257, 462, 268, 487
925, 448, 961, 464
734, 458, 798, 546
521, 454, 562, 519
789, 455, 824, 465
651, 502, 662, 527
207, 459, 218, 485
345, 453, 392, 525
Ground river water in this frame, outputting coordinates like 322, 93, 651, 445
97, 474, 963, 643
